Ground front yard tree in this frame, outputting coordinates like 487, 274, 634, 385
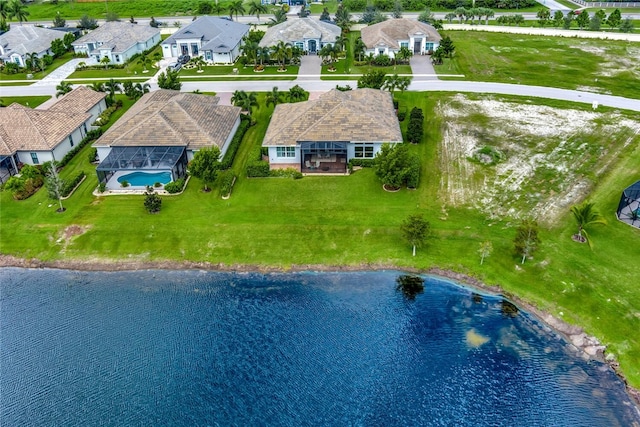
401, 214, 430, 256
357, 69, 386, 89
231, 90, 258, 116
570, 201, 606, 248
440, 36, 455, 58
45, 162, 66, 213
287, 84, 308, 103
189, 146, 221, 192
51, 38, 66, 57
265, 86, 283, 108
56, 81, 72, 98
157, 68, 182, 90
536, 8, 550, 27
513, 219, 540, 264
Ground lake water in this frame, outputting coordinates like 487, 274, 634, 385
1, 268, 639, 426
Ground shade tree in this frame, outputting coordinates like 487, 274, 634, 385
189, 146, 221, 192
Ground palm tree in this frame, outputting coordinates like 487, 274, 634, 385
268, 8, 287, 26
265, 86, 283, 108
193, 56, 206, 72
396, 46, 413, 64
257, 46, 270, 66
353, 37, 366, 62
8, 0, 28, 25
88, 81, 105, 92
25, 52, 41, 72
241, 39, 259, 67
104, 78, 122, 104
55, 81, 72, 98
133, 82, 150, 99
231, 90, 258, 116
570, 202, 607, 248
287, 84, 307, 103
138, 55, 153, 73
100, 56, 111, 70
228, 0, 245, 21
0, 0, 10, 31
248, 0, 267, 23
272, 41, 292, 70
212, 3, 226, 16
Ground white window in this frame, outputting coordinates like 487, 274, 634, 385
400, 42, 409, 48
276, 147, 296, 158
354, 144, 374, 158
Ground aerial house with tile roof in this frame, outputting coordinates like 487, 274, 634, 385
361, 18, 441, 58
161, 16, 249, 64
262, 89, 403, 174
0, 25, 69, 68
72, 22, 160, 65
0, 86, 107, 184
259, 18, 341, 54
92, 90, 241, 187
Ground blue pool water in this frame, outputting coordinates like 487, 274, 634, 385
117, 171, 172, 186
1, 269, 639, 426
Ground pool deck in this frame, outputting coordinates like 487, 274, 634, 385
106, 171, 171, 191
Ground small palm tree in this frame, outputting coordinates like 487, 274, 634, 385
265, 86, 282, 108
570, 201, 607, 248
100, 56, 111, 70
257, 46, 270, 66
8, 0, 28, 25
228, 0, 245, 21
55, 81, 72, 98
248, 0, 267, 23
272, 41, 292, 70
88, 81, 105, 92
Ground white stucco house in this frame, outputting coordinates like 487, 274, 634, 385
161, 16, 249, 64
92, 90, 241, 186
71, 22, 161, 65
0, 86, 107, 183
0, 25, 67, 68
259, 18, 341, 54
262, 89, 403, 174
361, 18, 442, 58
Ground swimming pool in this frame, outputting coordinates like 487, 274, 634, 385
117, 171, 172, 187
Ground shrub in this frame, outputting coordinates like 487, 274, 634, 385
144, 187, 162, 213
219, 170, 236, 197
93, 105, 118, 126
397, 111, 406, 121
405, 155, 420, 188
154, 182, 162, 188
247, 161, 270, 177
87, 147, 98, 163
121, 180, 130, 188
373, 54, 392, 67
164, 178, 186, 194
61, 171, 85, 197
269, 168, 303, 179
98, 182, 106, 193
220, 116, 251, 169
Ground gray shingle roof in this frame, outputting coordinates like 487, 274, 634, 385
0, 26, 66, 58
361, 18, 441, 50
162, 16, 249, 53
93, 90, 241, 151
263, 89, 402, 147
72, 22, 159, 54
259, 18, 341, 47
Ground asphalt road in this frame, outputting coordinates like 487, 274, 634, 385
4, 79, 639, 112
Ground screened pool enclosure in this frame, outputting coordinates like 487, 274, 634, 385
96, 146, 188, 186
617, 180, 640, 229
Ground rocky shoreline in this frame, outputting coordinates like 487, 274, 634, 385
2, 254, 639, 407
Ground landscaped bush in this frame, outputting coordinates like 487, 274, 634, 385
220, 116, 251, 170
87, 147, 98, 163
164, 177, 186, 194
405, 156, 420, 188
61, 171, 85, 197
348, 159, 376, 168
219, 170, 236, 197
246, 147, 270, 177
373, 54, 392, 67
58, 129, 103, 168
407, 107, 424, 144
3, 165, 44, 200
269, 168, 303, 179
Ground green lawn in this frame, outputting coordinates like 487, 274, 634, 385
0, 95, 51, 107
67, 44, 163, 80
179, 64, 299, 77
1, 91, 639, 388
0, 52, 75, 82
434, 31, 640, 99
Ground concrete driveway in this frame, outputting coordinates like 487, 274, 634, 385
410, 55, 438, 81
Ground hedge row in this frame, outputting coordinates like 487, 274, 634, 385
220, 116, 251, 170
58, 128, 103, 168
407, 107, 424, 144
61, 171, 85, 197
219, 170, 236, 197
164, 177, 186, 194
246, 147, 270, 177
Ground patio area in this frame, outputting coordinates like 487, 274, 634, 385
302, 154, 348, 174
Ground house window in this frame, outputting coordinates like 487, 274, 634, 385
276, 147, 296, 158
400, 42, 409, 48
180, 44, 189, 55
30, 153, 39, 164
191, 43, 199, 55
425, 42, 434, 51
69, 135, 74, 147
115, 55, 120, 62
378, 49, 385, 55
354, 144, 374, 158
205, 51, 212, 61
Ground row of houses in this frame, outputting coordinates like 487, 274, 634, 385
1, 17, 440, 68
1, 87, 401, 186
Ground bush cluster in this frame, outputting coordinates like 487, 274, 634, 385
164, 177, 186, 194
246, 147, 270, 177
220, 116, 251, 170
61, 171, 85, 197
219, 171, 236, 197
92, 105, 119, 127
3, 165, 43, 200
269, 168, 303, 179
407, 107, 424, 144
59, 129, 103, 168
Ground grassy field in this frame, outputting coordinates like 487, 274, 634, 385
0, 95, 51, 107
434, 31, 640, 99
1, 91, 639, 388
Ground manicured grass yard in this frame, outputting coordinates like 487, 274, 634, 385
178, 64, 298, 81
1, 91, 639, 389
0, 95, 51, 107
0, 52, 75, 82
434, 31, 640, 99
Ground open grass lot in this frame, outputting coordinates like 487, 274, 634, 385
1, 91, 639, 388
0, 95, 51, 107
0, 52, 75, 82
434, 30, 640, 99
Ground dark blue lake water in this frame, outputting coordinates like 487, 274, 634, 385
1, 268, 639, 426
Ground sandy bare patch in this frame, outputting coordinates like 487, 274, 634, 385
58, 225, 91, 252
437, 94, 640, 223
